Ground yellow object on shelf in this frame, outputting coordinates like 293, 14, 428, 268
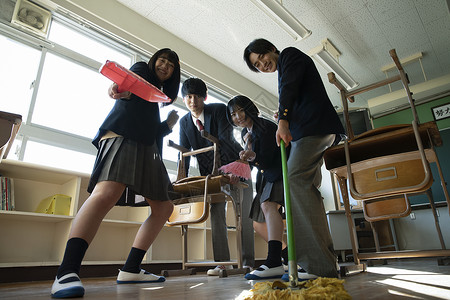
35, 194, 71, 215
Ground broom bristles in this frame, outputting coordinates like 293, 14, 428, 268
219, 160, 252, 180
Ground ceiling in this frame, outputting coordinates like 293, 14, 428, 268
116, 0, 450, 116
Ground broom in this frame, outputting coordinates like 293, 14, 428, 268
280, 139, 298, 288
219, 159, 251, 180
218, 134, 252, 180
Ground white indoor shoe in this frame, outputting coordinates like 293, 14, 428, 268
51, 273, 85, 298
245, 265, 285, 280
206, 265, 233, 276
116, 269, 165, 284
281, 271, 318, 282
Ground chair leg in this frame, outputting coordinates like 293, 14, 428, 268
181, 225, 188, 269
425, 189, 446, 249
370, 222, 381, 252
431, 148, 450, 214
337, 177, 360, 265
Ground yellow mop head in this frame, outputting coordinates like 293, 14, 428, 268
243, 277, 351, 300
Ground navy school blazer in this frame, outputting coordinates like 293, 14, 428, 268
179, 103, 243, 176
277, 47, 345, 143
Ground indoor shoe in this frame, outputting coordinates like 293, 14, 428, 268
243, 265, 253, 272
117, 269, 165, 284
51, 273, 85, 298
281, 271, 318, 282
245, 265, 284, 280
206, 265, 233, 276
283, 264, 304, 272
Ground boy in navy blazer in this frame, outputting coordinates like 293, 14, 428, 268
179, 78, 255, 274
244, 39, 345, 280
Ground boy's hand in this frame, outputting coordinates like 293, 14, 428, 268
276, 120, 292, 147
225, 174, 240, 184
166, 110, 179, 129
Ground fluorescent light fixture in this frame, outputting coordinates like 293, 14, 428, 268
381, 52, 423, 72
308, 39, 358, 90
250, 0, 311, 41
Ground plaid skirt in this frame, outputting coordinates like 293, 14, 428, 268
88, 137, 173, 206
249, 176, 285, 222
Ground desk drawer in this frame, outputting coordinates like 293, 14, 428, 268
351, 159, 432, 199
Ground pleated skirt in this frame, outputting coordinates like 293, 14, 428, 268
88, 136, 172, 206
249, 176, 284, 222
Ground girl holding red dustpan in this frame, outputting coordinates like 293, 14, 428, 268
51, 48, 181, 298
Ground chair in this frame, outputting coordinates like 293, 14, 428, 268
323, 49, 450, 276
162, 130, 249, 277
0, 111, 22, 163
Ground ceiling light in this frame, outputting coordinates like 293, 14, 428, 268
381, 52, 423, 72
250, 0, 311, 41
308, 39, 358, 90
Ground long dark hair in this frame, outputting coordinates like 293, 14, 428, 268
226, 95, 260, 127
243, 38, 280, 72
148, 48, 180, 104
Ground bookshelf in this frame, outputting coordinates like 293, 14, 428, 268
0, 159, 267, 269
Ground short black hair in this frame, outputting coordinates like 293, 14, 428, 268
181, 77, 208, 99
226, 95, 259, 127
243, 38, 279, 72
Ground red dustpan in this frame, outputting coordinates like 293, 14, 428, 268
99, 60, 171, 103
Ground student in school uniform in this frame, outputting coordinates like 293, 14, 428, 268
51, 48, 181, 298
226, 95, 288, 280
244, 38, 345, 281
178, 78, 255, 274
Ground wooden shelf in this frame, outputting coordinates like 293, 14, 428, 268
0, 159, 269, 268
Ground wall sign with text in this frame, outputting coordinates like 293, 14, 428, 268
431, 103, 450, 121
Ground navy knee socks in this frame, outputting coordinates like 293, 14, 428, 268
264, 240, 282, 268
57, 237, 89, 279
121, 247, 147, 273
282, 246, 289, 265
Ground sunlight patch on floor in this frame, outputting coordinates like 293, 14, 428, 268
142, 286, 164, 291
367, 266, 438, 275
387, 289, 423, 299
392, 274, 450, 288
190, 283, 204, 289
378, 278, 450, 299
235, 289, 253, 300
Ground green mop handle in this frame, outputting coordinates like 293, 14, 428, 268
280, 139, 298, 287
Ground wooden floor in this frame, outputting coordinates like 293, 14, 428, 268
1, 258, 449, 299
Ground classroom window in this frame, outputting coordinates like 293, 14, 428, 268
31, 52, 114, 138
24, 141, 96, 174
0, 15, 231, 175
48, 20, 132, 67
0, 35, 40, 118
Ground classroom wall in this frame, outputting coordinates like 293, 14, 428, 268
373, 95, 450, 130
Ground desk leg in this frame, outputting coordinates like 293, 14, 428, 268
337, 176, 360, 265
389, 219, 399, 251
432, 147, 450, 215
426, 189, 446, 249
232, 186, 243, 269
